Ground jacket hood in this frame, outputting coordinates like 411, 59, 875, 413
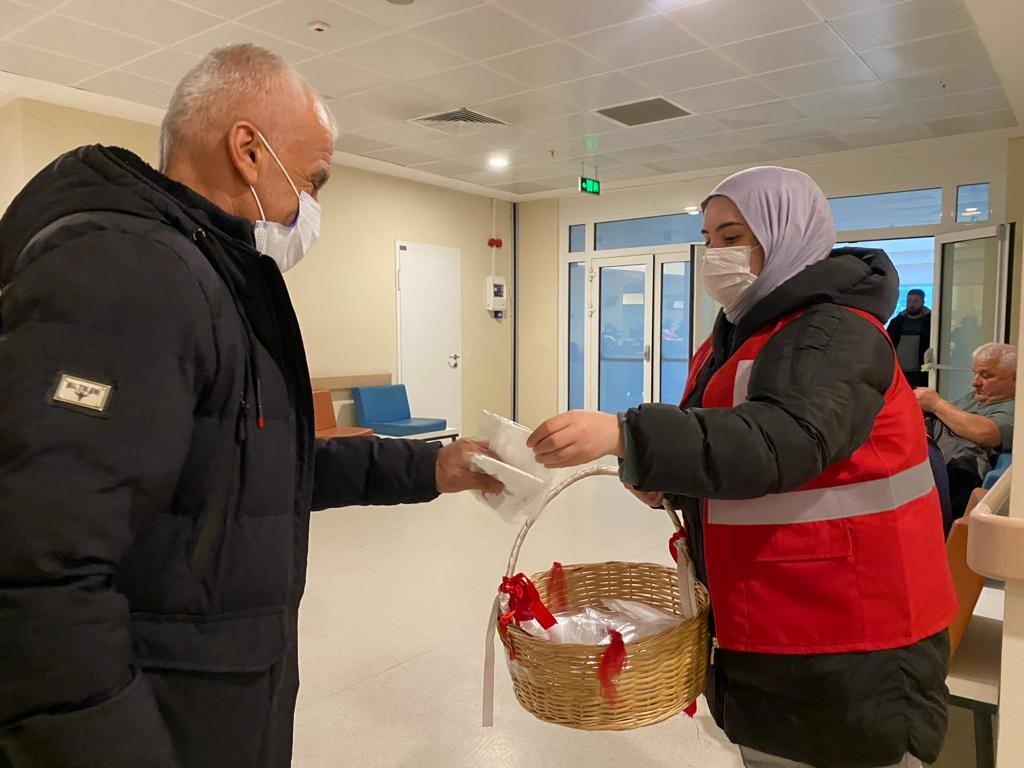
736, 247, 900, 336
0, 145, 255, 285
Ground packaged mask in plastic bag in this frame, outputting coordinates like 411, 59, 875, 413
517, 599, 680, 645
473, 411, 550, 519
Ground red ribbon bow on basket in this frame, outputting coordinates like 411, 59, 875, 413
498, 573, 556, 658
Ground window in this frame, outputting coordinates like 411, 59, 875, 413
836, 236, 935, 323
956, 183, 990, 223
568, 262, 585, 409
595, 213, 703, 250
828, 188, 942, 231
569, 224, 585, 253
660, 262, 691, 405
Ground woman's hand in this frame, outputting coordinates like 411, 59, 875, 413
625, 484, 665, 508
528, 411, 623, 469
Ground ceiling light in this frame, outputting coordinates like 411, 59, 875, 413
489, 156, 509, 169
684, 205, 700, 215
307, 20, 330, 32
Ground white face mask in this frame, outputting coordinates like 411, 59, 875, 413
250, 130, 321, 272
702, 245, 760, 312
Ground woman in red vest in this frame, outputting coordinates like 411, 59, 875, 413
528, 166, 957, 768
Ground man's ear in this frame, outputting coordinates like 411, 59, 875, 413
227, 121, 262, 188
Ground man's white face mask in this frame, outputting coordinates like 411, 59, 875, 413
701, 245, 760, 312
249, 130, 321, 272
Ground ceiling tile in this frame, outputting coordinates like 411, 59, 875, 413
13, 16, 159, 67
342, 83, 455, 120
495, 0, 653, 37
769, 135, 850, 156
413, 65, 527, 105
569, 15, 705, 68
668, 0, 820, 46
906, 88, 1011, 122
335, 0, 483, 28
407, 135, 493, 159
739, 118, 829, 143
77, 70, 175, 109
0, 40, 105, 85
626, 49, 745, 92
333, 133, 394, 154
816, 103, 918, 132
540, 72, 655, 111
644, 155, 712, 174
757, 55, 877, 97
465, 125, 546, 151
174, 0, 277, 19
626, 114, 723, 142
408, 158, 482, 177
804, 0, 903, 18
529, 173, 580, 190
332, 33, 467, 81
455, 168, 518, 185
718, 23, 852, 74
0, 0, 44, 35
713, 100, 806, 130
494, 180, 555, 194
883, 63, 1002, 102
924, 109, 1018, 137
121, 49, 202, 84
830, 0, 972, 52
410, 5, 552, 60
608, 144, 687, 164
668, 77, 777, 114
790, 80, 897, 117
352, 120, 449, 146
58, 0, 221, 46
365, 146, 444, 166
239, 0, 392, 53
11, 0, 75, 8
175, 22, 320, 63
471, 91, 576, 124
837, 122, 932, 147
668, 130, 757, 154
703, 145, 787, 166
543, 129, 648, 156
322, 100, 390, 132
861, 30, 990, 80
484, 43, 608, 89
521, 110, 622, 140
594, 165, 662, 182
296, 55, 393, 98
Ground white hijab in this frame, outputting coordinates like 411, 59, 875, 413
702, 166, 837, 324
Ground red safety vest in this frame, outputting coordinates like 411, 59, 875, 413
683, 308, 957, 654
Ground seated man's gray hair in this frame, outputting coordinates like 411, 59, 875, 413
974, 342, 1018, 372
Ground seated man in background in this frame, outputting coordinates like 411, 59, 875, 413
916, 342, 1016, 519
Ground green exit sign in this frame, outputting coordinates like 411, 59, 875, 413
579, 176, 601, 195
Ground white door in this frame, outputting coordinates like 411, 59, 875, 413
397, 241, 462, 431
930, 226, 1010, 397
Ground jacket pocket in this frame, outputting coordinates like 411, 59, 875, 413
733, 518, 853, 562
130, 607, 287, 673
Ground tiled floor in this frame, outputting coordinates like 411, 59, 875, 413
293, 470, 975, 767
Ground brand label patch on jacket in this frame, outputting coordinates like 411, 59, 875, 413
52, 373, 114, 413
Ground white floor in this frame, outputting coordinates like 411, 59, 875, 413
293, 471, 745, 768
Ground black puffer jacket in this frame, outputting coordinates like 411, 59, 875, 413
622, 248, 950, 767
0, 146, 440, 768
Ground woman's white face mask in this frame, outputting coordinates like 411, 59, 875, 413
701, 245, 761, 312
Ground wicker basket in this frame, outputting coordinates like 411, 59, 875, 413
488, 465, 710, 731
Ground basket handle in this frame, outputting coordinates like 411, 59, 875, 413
504, 464, 685, 578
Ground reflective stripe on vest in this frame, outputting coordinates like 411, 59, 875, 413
707, 459, 935, 525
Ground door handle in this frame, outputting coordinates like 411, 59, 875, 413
643, 344, 651, 362
448, 354, 460, 369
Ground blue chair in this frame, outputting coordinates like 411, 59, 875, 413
351, 385, 447, 437
927, 438, 953, 538
982, 452, 1012, 490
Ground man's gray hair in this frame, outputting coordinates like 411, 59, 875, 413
974, 342, 1018, 373
159, 43, 337, 170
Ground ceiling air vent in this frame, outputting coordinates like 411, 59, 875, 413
597, 98, 689, 127
417, 107, 505, 126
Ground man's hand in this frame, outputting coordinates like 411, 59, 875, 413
435, 438, 504, 495
527, 411, 623, 469
915, 387, 945, 414
626, 484, 665, 508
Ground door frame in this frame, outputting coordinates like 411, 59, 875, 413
652, 251, 691, 407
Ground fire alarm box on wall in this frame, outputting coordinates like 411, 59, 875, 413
486, 276, 507, 316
